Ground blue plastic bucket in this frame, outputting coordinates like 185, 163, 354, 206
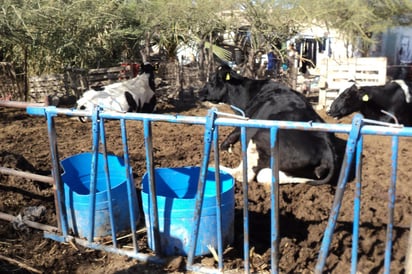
141, 166, 235, 256
61, 152, 138, 239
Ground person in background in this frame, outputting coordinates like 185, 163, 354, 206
265, 50, 277, 78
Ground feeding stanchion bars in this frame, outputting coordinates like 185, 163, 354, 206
0, 101, 411, 272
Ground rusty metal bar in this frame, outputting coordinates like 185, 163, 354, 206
0, 100, 48, 109
0, 167, 54, 184
0, 212, 58, 233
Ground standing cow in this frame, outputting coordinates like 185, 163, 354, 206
200, 65, 345, 185
327, 80, 412, 126
76, 62, 156, 120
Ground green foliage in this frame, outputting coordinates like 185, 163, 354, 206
0, 0, 410, 76
0, 0, 143, 74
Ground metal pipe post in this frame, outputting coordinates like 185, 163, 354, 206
241, 125, 250, 274
315, 114, 364, 273
99, 118, 118, 247
143, 119, 161, 254
187, 108, 217, 266
351, 135, 363, 273
384, 136, 399, 274
45, 108, 68, 237
270, 127, 280, 274
120, 119, 139, 252
0, 167, 54, 184
213, 127, 224, 271
87, 107, 101, 242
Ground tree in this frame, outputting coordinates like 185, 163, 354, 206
296, 0, 412, 57
1, 0, 410, 88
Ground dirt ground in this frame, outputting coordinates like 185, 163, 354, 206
0, 90, 412, 274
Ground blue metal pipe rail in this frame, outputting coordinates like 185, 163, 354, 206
18, 105, 412, 273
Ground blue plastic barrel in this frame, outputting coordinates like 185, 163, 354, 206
141, 166, 235, 256
61, 152, 138, 239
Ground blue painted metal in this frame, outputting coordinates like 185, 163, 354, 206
187, 108, 217, 267
120, 118, 140, 252
43, 232, 167, 264
87, 107, 101, 242
45, 110, 69, 237
98, 117, 118, 247
212, 127, 224, 271
384, 136, 399, 274
315, 114, 364, 273
240, 125, 250, 274
23, 106, 412, 273
351, 135, 363, 273
270, 127, 280, 274
143, 119, 161, 254
26, 106, 412, 137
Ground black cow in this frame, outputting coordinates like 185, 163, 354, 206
200, 65, 344, 185
327, 80, 412, 126
76, 62, 156, 120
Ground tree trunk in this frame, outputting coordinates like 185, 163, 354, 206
244, 48, 255, 78
205, 34, 217, 80
24, 47, 28, 101
140, 32, 152, 63
197, 40, 206, 81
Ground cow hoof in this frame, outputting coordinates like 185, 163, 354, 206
220, 142, 232, 152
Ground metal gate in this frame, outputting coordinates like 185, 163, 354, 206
1, 102, 412, 273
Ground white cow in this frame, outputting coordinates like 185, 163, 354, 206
76, 62, 156, 120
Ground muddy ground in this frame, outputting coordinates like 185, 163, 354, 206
0, 90, 411, 273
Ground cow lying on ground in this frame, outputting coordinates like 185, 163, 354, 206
327, 80, 412, 126
76, 62, 156, 120
199, 65, 345, 185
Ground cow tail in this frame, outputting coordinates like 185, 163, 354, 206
308, 137, 337, 186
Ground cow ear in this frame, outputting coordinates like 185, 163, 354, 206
362, 94, 369, 102
225, 73, 230, 81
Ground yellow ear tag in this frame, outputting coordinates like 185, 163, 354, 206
225, 73, 230, 81
362, 94, 369, 102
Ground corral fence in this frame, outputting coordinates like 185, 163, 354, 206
317, 57, 388, 109
0, 62, 24, 101
26, 63, 201, 105
28, 64, 137, 104
1, 57, 394, 111
1, 102, 412, 273
0, 62, 136, 104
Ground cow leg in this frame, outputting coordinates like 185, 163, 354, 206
219, 139, 259, 182
256, 168, 312, 184
219, 161, 255, 183
221, 128, 241, 151
142, 96, 157, 113
221, 139, 317, 184
125, 91, 139, 112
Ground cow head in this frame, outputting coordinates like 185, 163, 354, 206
139, 62, 156, 92
327, 84, 366, 119
199, 65, 237, 103
75, 89, 100, 122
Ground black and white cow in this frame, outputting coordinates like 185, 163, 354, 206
200, 65, 344, 185
327, 80, 412, 126
76, 62, 156, 119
